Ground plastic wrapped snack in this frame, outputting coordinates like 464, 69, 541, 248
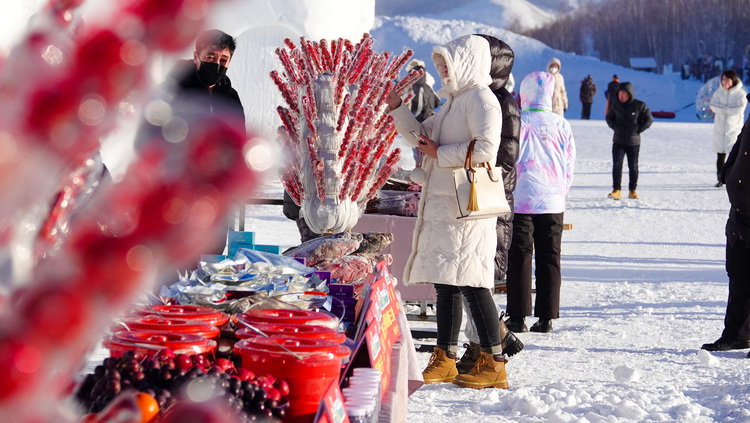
282, 232, 362, 266
353, 252, 393, 268
316, 255, 373, 284
354, 232, 394, 254
365, 190, 420, 216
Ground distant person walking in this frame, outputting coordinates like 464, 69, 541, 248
579, 74, 596, 119
701, 102, 750, 354
504, 71, 576, 334
710, 70, 747, 187
605, 82, 653, 200
604, 74, 619, 115
546, 58, 568, 116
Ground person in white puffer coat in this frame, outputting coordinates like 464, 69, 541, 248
504, 71, 576, 335
710, 70, 747, 187
546, 57, 568, 116
386, 35, 509, 389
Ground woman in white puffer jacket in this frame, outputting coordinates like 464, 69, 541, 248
386, 35, 509, 389
710, 70, 747, 187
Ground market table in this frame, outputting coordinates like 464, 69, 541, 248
352, 214, 436, 303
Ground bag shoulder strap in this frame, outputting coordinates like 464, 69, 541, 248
464, 139, 477, 169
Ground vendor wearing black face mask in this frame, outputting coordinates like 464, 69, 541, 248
179, 29, 245, 125
136, 29, 246, 153
133, 29, 246, 254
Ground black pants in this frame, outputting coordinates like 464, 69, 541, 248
434, 284, 502, 354
506, 213, 564, 319
723, 232, 750, 340
717, 153, 727, 179
581, 102, 592, 119
612, 143, 640, 191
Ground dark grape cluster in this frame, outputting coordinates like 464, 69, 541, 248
75, 349, 290, 422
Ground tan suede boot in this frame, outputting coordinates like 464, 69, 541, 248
629, 190, 639, 199
456, 342, 481, 374
422, 346, 458, 384
452, 352, 509, 389
608, 190, 621, 200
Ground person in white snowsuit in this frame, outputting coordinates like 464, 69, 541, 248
710, 70, 747, 187
386, 35, 508, 389
504, 71, 576, 334
546, 58, 568, 116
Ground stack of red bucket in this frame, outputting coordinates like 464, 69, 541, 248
233, 308, 350, 423
104, 304, 229, 361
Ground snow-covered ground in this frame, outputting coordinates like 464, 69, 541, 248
244, 119, 750, 423
5, 1, 749, 421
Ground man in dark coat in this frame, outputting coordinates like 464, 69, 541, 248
605, 82, 652, 200
136, 29, 246, 151
406, 59, 441, 163
579, 75, 596, 119
163, 29, 245, 129
135, 29, 246, 254
406, 59, 441, 123
702, 95, 750, 353
456, 34, 523, 372
604, 74, 619, 115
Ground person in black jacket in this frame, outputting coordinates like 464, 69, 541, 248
135, 29, 246, 254
456, 34, 523, 373
605, 82, 653, 200
136, 29, 246, 151
702, 96, 750, 354
579, 75, 596, 119
406, 59, 441, 122
604, 74, 619, 115
406, 59, 441, 163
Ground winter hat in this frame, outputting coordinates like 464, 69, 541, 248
407, 59, 426, 72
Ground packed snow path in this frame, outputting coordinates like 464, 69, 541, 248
245, 119, 749, 422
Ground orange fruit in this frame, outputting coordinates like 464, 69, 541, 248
134, 392, 159, 423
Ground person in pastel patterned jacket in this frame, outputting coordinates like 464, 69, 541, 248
504, 71, 576, 334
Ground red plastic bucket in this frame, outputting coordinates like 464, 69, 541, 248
111, 316, 220, 339
235, 323, 346, 344
234, 337, 350, 422
238, 308, 339, 330
131, 304, 229, 327
104, 331, 217, 359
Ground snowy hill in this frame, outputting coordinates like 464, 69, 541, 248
371, 15, 705, 122
375, 0, 609, 30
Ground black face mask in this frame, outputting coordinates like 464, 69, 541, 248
196, 61, 228, 87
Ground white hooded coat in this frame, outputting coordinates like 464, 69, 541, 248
546, 57, 568, 116
710, 81, 747, 154
388, 35, 502, 289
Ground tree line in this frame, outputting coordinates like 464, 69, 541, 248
523, 0, 750, 74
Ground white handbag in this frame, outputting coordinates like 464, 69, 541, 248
452, 139, 511, 220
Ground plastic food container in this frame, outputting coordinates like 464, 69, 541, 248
238, 308, 339, 330
111, 316, 220, 340
104, 331, 217, 359
234, 337, 350, 422
130, 305, 230, 327
235, 322, 346, 344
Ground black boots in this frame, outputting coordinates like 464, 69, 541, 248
504, 316, 527, 333
530, 319, 553, 333
498, 313, 525, 356
701, 336, 750, 352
